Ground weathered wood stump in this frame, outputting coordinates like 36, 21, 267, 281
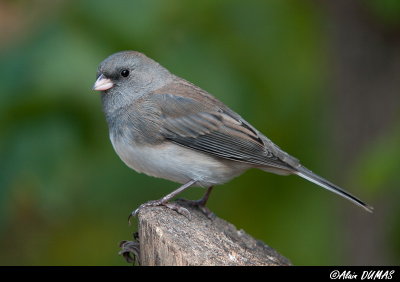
120, 200, 291, 266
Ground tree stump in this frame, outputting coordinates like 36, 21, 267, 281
120, 200, 291, 266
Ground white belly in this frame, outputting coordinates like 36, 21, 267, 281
110, 133, 248, 187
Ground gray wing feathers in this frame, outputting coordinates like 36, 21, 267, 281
147, 92, 296, 171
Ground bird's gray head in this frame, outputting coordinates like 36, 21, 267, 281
93, 51, 172, 114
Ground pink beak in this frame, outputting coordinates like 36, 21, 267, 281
92, 74, 114, 91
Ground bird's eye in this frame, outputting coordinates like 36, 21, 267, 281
121, 69, 130, 77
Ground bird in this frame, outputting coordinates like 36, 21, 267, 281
92, 50, 373, 219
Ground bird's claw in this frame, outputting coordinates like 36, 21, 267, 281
165, 202, 191, 219
119, 232, 140, 265
128, 200, 192, 224
177, 198, 215, 220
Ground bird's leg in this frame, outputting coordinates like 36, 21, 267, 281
179, 186, 215, 219
129, 179, 197, 222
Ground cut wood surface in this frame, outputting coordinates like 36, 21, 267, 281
121, 200, 291, 266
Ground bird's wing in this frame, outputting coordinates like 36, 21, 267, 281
145, 89, 297, 171
136, 83, 372, 212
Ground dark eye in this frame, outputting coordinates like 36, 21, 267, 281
121, 69, 130, 77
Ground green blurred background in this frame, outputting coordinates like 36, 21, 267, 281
1, 0, 399, 265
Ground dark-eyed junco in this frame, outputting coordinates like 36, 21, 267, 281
93, 51, 373, 219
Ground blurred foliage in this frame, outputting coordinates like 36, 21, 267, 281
366, 0, 400, 26
0, 0, 399, 265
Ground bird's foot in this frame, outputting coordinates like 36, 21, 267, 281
129, 199, 191, 224
119, 232, 140, 265
177, 198, 215, 220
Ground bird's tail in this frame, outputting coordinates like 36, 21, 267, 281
294, 165, 373, 213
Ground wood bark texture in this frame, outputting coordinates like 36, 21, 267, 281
131, 200, 291, 266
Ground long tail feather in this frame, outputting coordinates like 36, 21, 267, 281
294, 165, 373, 213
